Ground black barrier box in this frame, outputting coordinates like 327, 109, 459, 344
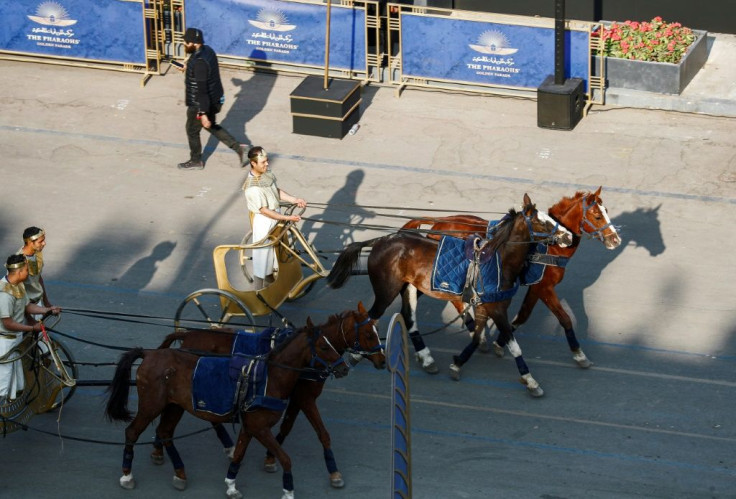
290, 76, 361, 139
537, 76, 585, 131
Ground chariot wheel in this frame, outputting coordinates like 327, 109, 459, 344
30, 337, 78, 412
174, 289, 256, 332
0, 390, 33, 435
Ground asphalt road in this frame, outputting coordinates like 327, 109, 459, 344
1, 60, 735, 498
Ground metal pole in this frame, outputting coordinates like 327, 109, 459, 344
554, 0, 565, 85
324, 0, 331, 89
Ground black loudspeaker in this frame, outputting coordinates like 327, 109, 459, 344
290, 76, 361, 139
537, 76, 585, 130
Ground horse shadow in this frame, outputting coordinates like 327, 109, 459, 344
300, 169, 376, 257
547, 204, 666, 337
113, 241, 177, 292
202, 53, 275, 164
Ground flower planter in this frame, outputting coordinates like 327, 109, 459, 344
593, 28, 708, 95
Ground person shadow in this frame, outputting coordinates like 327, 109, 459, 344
300, 169, 376, 262
551, 204, 666, 337
113, 241, 177, 292
202, 51, 275, 165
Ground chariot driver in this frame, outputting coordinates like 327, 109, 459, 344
0, 255, 61, 401
242, 147, 306, 289
17, 227, 53, 307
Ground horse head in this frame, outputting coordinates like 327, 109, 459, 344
341, 301, 386, 370
305, 316, 350, 378
579, 187, 622, 249
521, 193, 573, 246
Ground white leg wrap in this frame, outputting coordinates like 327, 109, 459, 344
119, 473, 135, 489
507, 338, 522, 358
572, 350, 587, 363
225, 478, 241, 498
416, 347, 434, 366
281, 489, 295, 499
521, 373, 540, 390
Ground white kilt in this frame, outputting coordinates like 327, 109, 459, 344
251, 213, 278, 279
0, 335, 24, 399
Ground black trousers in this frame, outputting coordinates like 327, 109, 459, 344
185, 106, 239, 162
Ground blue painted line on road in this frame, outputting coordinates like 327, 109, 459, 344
4, 124, 735, 205
324, 416, 736, 477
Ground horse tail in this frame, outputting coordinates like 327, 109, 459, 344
327, 236, 385, 289
157, 331, 187, 349
105, 347, 145, 422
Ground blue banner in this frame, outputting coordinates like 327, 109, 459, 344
185, 0, 366, 71
0, 0, 145, 64
401, 15, 590, 89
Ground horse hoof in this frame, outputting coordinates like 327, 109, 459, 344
527, 386, 545, 398
172, 476, 187, 491
227, 490, 243, 499
264, 460, 278, 473
478, 339, 491, 353
422, 360, 439, 374
576, 358, 593, 369
281, 489, 295, 499
449, 364, 461, 381
150, 453, 164, 465
330, 472, 345, 488
119, 475, 136, 490
492, 341, 504, 358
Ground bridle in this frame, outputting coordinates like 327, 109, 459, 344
579, 196, 616, 241
340, 313, 384, 358
522, 208, 565, 245
307, 327, 348, 373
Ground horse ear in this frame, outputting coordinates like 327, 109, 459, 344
523, 193, 532, 208
358, 301, 367, 314
594, 186, 602, 197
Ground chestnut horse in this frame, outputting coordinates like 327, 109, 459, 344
401, 187, 621, 369
328, 194, 572, 397
155, 303, 385, 489
105, 312, 383, 499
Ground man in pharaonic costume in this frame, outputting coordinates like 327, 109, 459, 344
18, 226, 54, 308
0, 255, 61, 401
242, 147, 307, 290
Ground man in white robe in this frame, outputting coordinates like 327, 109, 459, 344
242, 147, 306, 289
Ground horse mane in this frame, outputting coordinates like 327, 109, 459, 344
548, 191, 591, 218
268, 313, 341, 358
485, 208, 518, 253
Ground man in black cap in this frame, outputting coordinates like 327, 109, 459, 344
177, 27, 247, 171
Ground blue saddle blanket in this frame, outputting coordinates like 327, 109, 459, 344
431, 235, 519, 303
191, 328, 291, 416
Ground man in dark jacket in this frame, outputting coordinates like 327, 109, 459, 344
177, 27, 246, 171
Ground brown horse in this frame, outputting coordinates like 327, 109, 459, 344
328, 194, 572, 396
155, 303, 384, 489
105, 312, 383, 499
401, 187, 621, 368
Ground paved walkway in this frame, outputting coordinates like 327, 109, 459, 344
0, 46, 734, 499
